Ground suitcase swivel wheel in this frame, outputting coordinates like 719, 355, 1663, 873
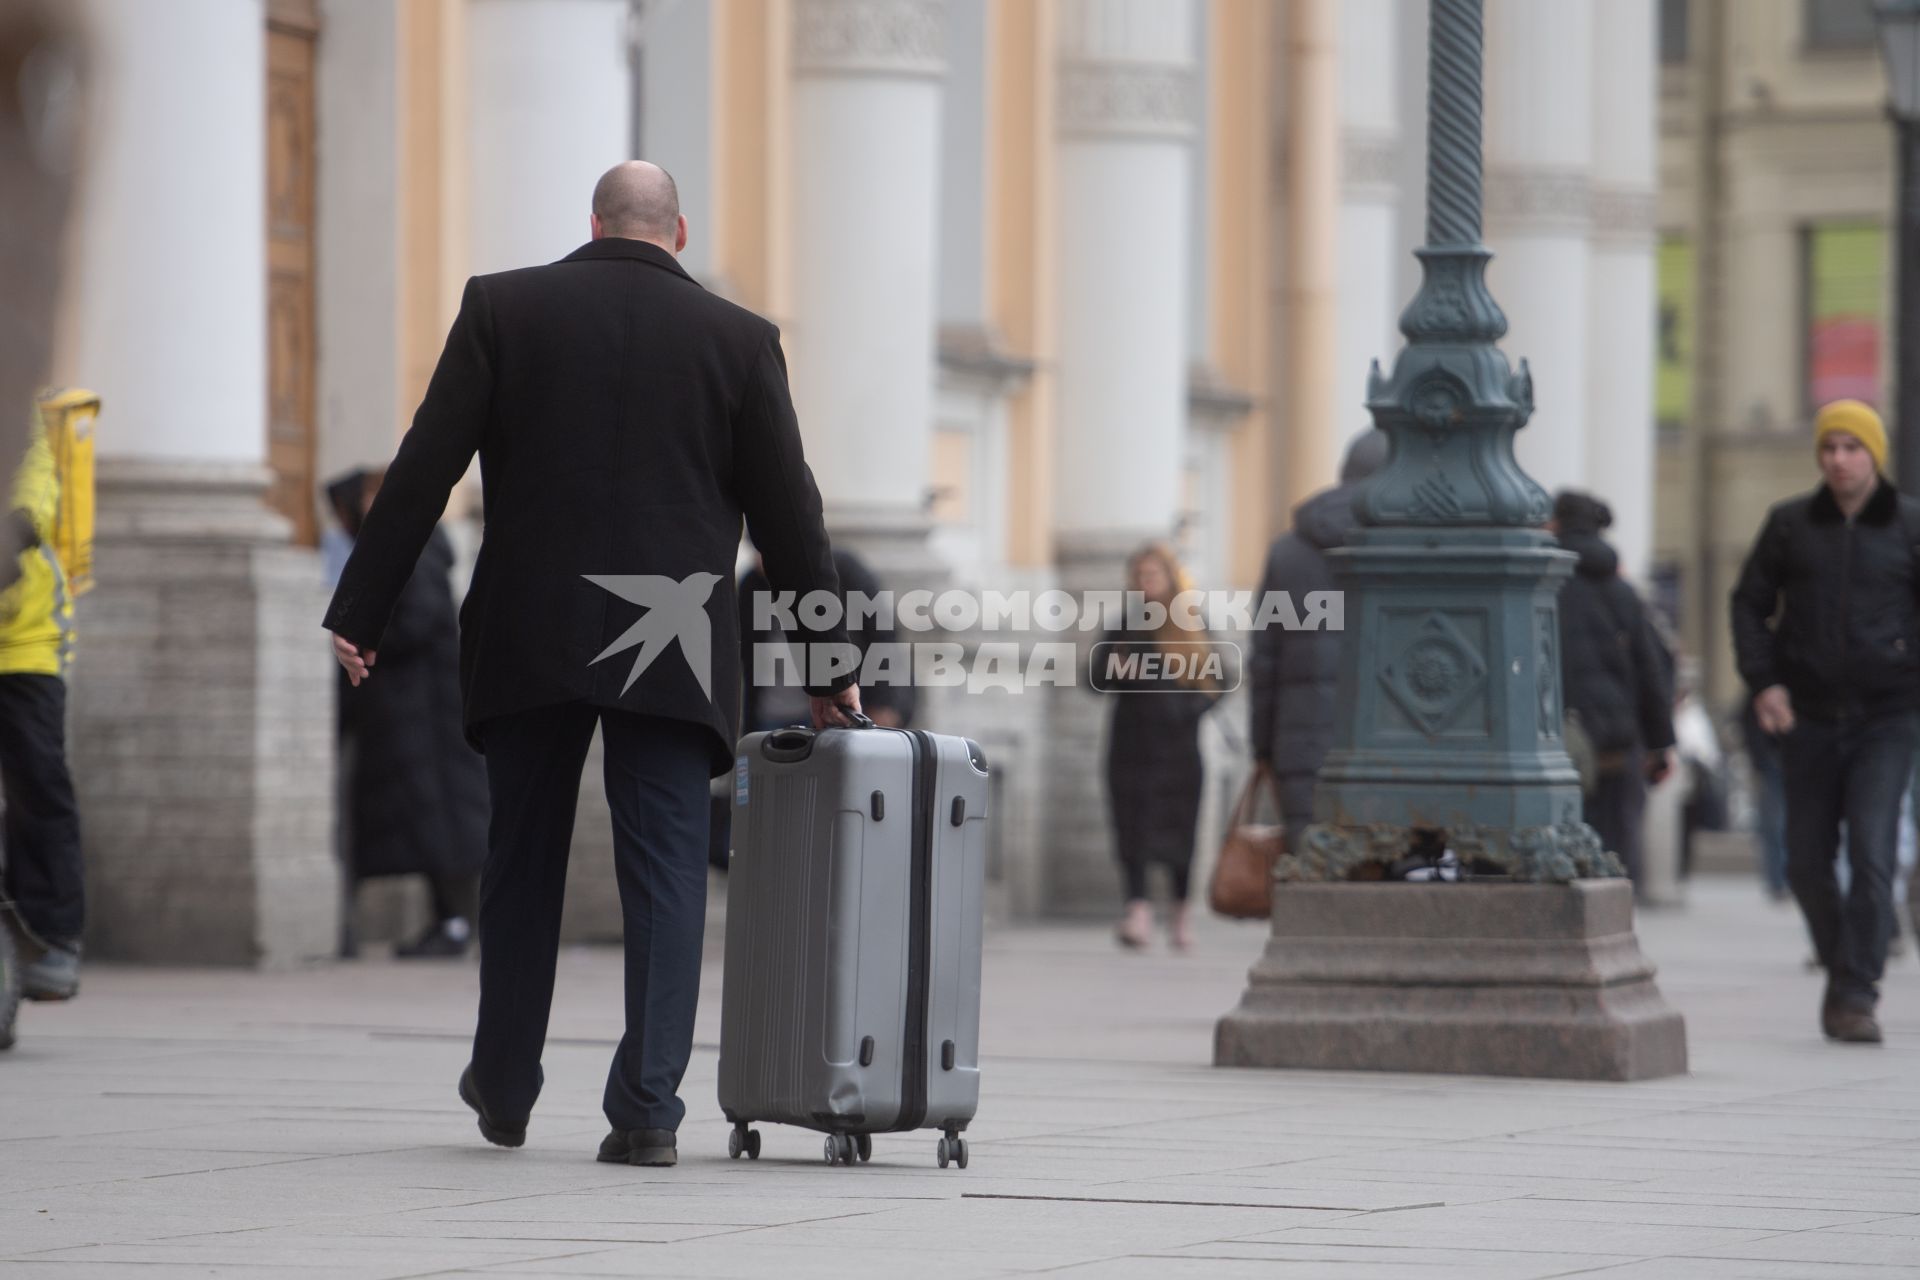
935, 1136, 969, 1170
824, 1133, 859, 1165
729, 1124, 761, 1160
855, 1134, 872, 1162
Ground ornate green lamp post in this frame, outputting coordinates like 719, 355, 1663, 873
1216, 0, 1684, 1082
1280, 0, 1614, 883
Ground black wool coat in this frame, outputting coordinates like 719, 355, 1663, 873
1098, 626, 1219, 872
1731, 478, 1920, 720
339, 527, 488, 881
1248, 481, 1362, 778
323, 239, 854, 777
1555, 531, 1675, 756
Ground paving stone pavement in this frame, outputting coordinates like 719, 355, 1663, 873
2, 877, 1918, 1279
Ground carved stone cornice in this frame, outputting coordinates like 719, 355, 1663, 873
1343, 131, 1401, 197
1483, 165, 1592, 231
1589, 184, 1658, 244
1057, 60, 1196, 141
793, 0, 947, 79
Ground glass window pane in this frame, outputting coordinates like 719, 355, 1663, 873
1655, 236, 1694, 426
1660, 0, 1689, 65
1805, 222, 1886, 409
1805, 0, 1880, 50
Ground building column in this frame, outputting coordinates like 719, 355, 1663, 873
1043, 0, 1197, 916
1052, 0, 1195, 565
59, 0, 335, 966
1483, 0, 1595, 500
467, 0, 636, 944
1586, 0, 1658, 584
1334, 0, 1403, 467
1277, 0, 1339, 513
468, 0, 632, 274
785, 0, 948, 588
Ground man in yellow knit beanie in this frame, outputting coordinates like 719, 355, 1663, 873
1731, 398, 1916, 1044
1814, 399, 1888, 474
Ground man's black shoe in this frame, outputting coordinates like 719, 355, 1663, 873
458, 1066, 527, 1148
597, 1128, 677, 1166
397, 919, 471, 959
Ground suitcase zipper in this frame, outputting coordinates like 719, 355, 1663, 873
896, 729, 935, 1131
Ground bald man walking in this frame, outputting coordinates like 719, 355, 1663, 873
325, 163, 861, 1164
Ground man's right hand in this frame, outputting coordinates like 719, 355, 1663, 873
810, 684, 864, 729
1754, 684, 1795, 736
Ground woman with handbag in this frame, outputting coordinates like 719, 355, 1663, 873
1102, 542, 1224, 951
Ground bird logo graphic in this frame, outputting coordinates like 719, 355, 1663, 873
584, 572, 725, 700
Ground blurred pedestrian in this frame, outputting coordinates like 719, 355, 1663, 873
328, 468, 487, 959
324, 162, 858, 1163
1738, 701, 1791, 901
738, 545, 914, 733
0, 413, 82, 1000
1247, 429, 1389, 837
1550, 490, 1675, 886
1730, 399, 1917, 1044
1102, 542, 1223, 951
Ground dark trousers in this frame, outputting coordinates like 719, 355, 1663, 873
0, 674, 83, 944
470, 703, 713, 1133
1779, 711, 1917, 1009
1122, 858, 1191, 903
1278, 771, 1317, 845
428, 872, 478, 924
1586, 747, 1649, 884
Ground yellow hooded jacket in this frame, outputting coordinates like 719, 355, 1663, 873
0, 419, 74, 676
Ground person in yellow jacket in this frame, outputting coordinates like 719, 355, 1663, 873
0, 416, 82, 1000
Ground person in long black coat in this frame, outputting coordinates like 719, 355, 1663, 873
1551, 490, 1675, 885
1248, 430, 1389, 836
332, 468, 489, 958
322, 162, 859, 1164
1101, 542, 1223, 951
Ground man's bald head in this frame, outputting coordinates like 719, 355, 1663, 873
590, 161, 684, 248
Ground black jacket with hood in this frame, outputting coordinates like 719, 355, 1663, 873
1556, 529, 1676, 756
1249, 433, 1388, 777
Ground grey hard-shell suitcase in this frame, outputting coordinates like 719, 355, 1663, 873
717, 716, 989, 1169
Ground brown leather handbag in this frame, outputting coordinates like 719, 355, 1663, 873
1209, 765, 1284, 919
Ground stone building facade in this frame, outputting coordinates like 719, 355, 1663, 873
1653, 0, 1900, 715
50, 0, 1658, 959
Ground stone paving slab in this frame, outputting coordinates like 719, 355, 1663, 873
2, 879, 1919, 1278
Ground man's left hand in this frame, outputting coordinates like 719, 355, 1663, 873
1644, 749, 1673, 786
332, 633, 377, 687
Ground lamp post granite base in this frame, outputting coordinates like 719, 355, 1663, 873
1215, 879, 1687, 1081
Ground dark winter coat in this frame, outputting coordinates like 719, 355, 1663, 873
1248, 482, 1360, 777
1098, 626, 1219, 873
323, 238, 854, 777
339, 527, 489, 880
736, 548, 916, 732
1555, 531, 1676, 756
1731, 479, 1920, 720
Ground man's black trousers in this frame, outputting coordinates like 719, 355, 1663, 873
0, 673, 83, 944
1779, 710, 1917, 1010
469, 703, 712, 1133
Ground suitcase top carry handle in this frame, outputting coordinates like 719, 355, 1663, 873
759, 710, 877, 762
